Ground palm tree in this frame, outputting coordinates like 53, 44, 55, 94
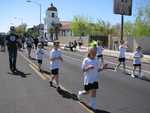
48, 23, 62, 41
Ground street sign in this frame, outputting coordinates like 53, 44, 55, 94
113, 0, 132, 16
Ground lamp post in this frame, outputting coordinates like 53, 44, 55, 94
26, 0, 42, 24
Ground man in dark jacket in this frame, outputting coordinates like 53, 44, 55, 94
6, 26, 19, 73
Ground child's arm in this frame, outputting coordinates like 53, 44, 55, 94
83, 64, 94, 72
59, 56, 63, 62
141, 53, 144, 58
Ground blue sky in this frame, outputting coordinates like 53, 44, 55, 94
0, 0, 149, 32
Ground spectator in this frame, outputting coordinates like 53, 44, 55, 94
6, 26, 19, 73
26, 35, 33, 58
34, 38, 39, 49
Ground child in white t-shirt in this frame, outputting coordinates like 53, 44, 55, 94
115, 40, 127, 73
78, 47, 101, 110
131, 46, 143, 78
36, 43, 44, 72
49, 41, 63, 89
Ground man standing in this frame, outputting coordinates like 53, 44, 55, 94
6, 26, 19, 73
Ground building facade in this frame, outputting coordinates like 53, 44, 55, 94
44, 3, 60, 41
59, 21, 72, 37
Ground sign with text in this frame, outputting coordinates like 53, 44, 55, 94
113, 0, 132, 16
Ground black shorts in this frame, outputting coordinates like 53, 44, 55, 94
51, 68, 59, 75
97, 55, 103, 58
119, 58, 125, 62
27, 45, 32, 48
37, 60, 42, 64
133, 64, 141, 67
84, 82, 99, 91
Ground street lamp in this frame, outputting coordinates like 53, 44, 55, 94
26, 0, 42, 24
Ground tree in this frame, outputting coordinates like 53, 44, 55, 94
48, 27, 54, 41
26, 26, 39, 38
15, 24, 27, 38
89, 19, 115, 36
71, 16, 90, 37
48, 23, 62, 41
133, 3, 150, 37
124, 21, 134, 36
71, 16, 116, 37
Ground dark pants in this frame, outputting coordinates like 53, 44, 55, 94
8, 47, 17, 72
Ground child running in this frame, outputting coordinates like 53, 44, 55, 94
36, 43, 45, 72
131, 46, 143, 78
49, 41, 63, 90
78, 47, 101, 110
115, 40, 127, 73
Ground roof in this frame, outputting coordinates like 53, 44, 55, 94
60, 21, 71, 30
47, 3, 57, 11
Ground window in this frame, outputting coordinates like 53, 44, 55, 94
51, 13, 55, 18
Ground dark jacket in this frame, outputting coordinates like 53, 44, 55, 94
6, 33, 19, 49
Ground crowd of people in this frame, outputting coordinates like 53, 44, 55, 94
64, 39, 82, 52
3, 26, 144, 110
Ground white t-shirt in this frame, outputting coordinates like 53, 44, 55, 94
82, 57, 99, 85
36, 48, 44, 60
96, 46, 104, 56
133, 51, 143, 64
119, 45, 126, 58
49, 48, 62, 70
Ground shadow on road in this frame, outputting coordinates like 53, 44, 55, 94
141, 76, 150, 82
55, 87, 111, 113
41, 69, 51, 75
56, 87, 78, 101
126, 72, 150, 82
80, 101, 111, 113
8, 70, 31, 78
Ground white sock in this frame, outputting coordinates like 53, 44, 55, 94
90, 97, 96, 110
78, 90, 86, 95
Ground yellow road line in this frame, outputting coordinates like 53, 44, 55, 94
20, 52, 94, 113
20, 53, 38, 68
20, 53, 47, 80
59, 85, 94, 113
29, 64, 47, 80
43, 73, 51, 80
78, 102, 94, 113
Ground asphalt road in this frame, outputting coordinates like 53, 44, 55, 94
0, 51, 88, 113
1, 48, 150, 113
24, 48, 150, 113
60, 50, 150, 113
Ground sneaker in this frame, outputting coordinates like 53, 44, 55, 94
77, 91, 82, 100
114, 67, 117, 72
131, 74, 135, 78
78, 90, 86, 100
49, 81, 53, 87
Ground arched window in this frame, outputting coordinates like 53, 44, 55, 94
51, 13, 55, 18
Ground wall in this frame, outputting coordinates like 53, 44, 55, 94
127, 37, 150, 54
